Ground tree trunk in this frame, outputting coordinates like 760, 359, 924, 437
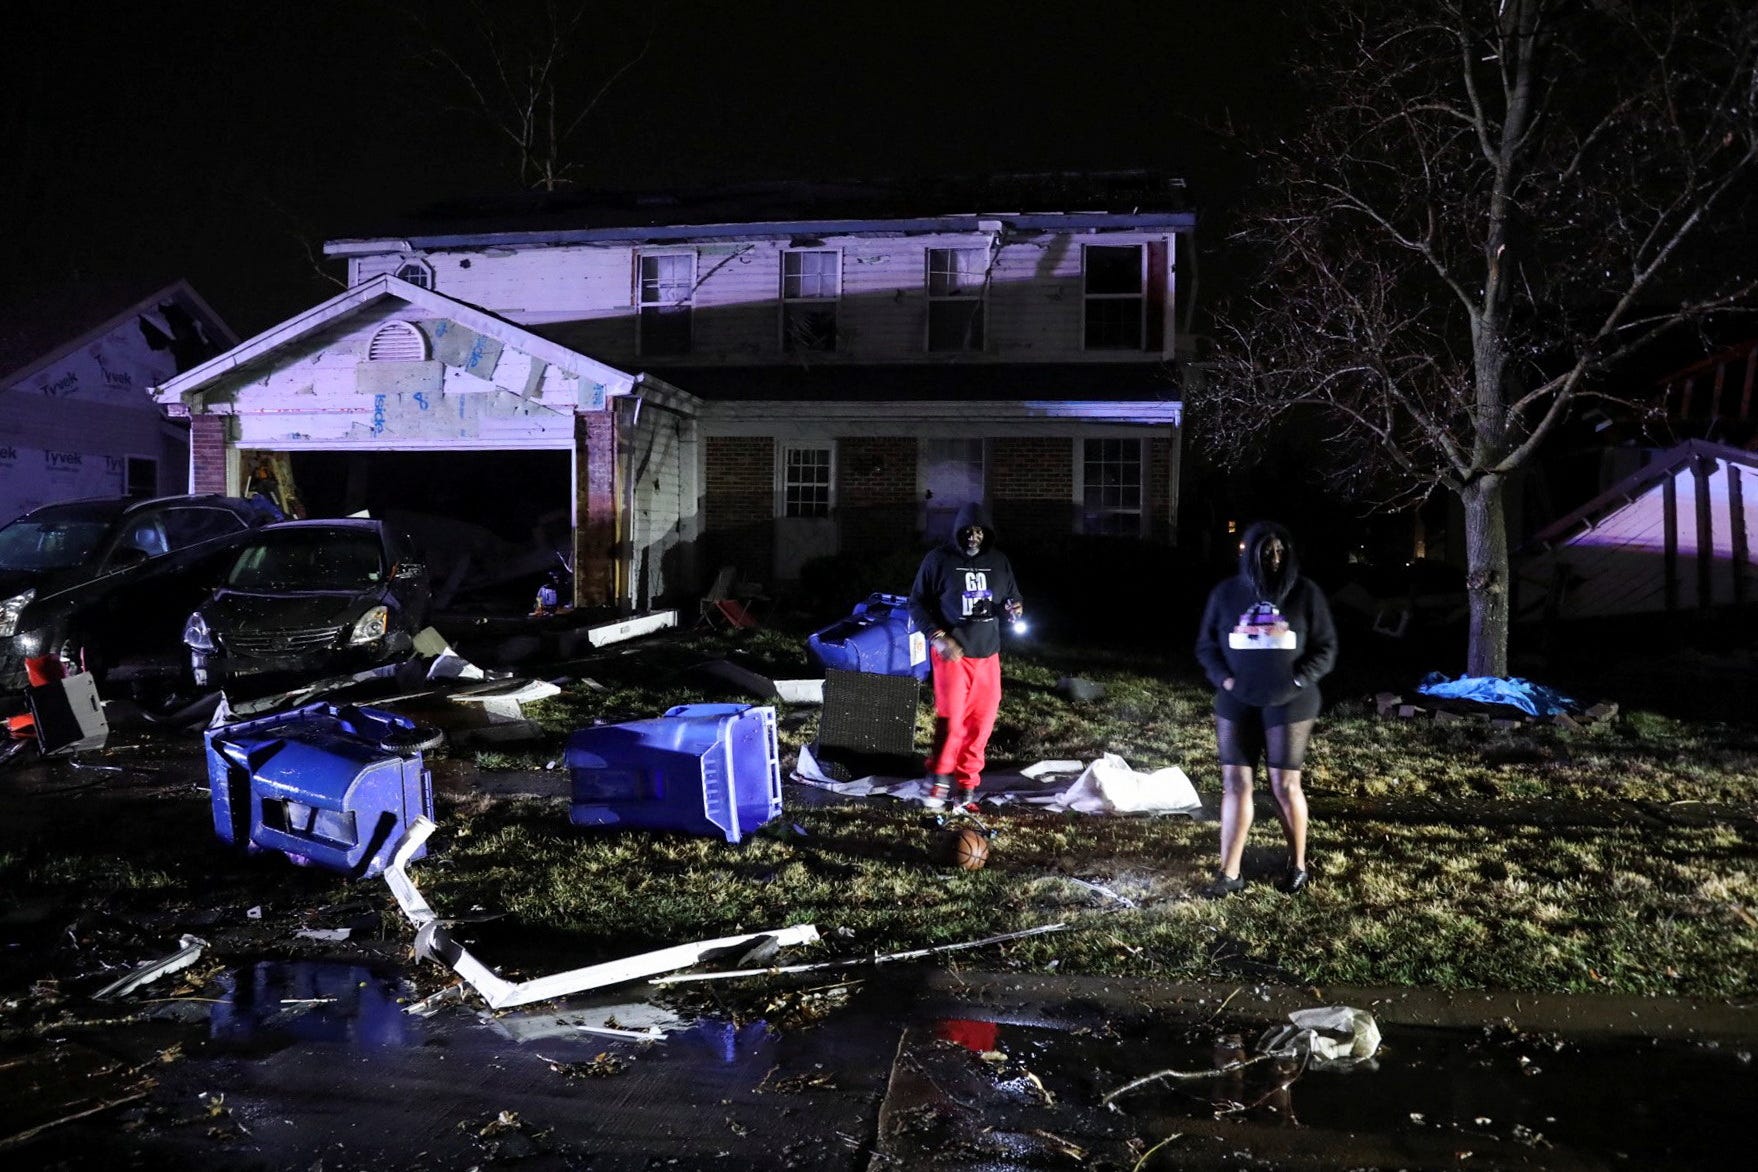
1462, 478, 1510, 677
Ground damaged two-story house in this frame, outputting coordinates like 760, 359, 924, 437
152, 176, 1194, 611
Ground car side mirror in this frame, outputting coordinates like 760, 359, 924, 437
110, 546, 152, 569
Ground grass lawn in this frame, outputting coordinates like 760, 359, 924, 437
419, 623, 1758, 1001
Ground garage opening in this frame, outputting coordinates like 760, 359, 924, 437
257, 449, 573, 614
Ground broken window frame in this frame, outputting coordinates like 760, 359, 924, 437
1081, 244, 1146, 351
780, 249, 840, 353
925, 247, 987, 352
637, 251, 695, 357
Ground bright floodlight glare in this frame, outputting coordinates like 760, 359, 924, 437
1011, 619, 1031, 636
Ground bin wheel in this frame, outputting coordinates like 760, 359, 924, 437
380, 724, 445, 754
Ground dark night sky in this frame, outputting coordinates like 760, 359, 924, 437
1, 0, 1294, 340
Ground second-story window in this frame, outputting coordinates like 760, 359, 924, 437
782, 250, 839, 353
639, 253, 694, 357
395, 259, 434, 289
1083, 245, 1145, 350
926, 248, 986, 352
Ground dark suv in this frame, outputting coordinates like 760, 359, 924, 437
1, 495, 277, 690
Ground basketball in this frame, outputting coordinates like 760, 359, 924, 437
945, 827, 990, 871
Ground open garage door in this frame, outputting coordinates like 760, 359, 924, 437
261, 449, 574, 613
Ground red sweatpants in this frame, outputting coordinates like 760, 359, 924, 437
926, 648, 1002, 789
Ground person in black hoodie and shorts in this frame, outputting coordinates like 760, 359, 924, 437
908, 502, 1024, 810
1194, 522, 1338, 896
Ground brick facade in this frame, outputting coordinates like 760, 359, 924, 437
703, 436, 776, 583
836, 435, 918, 555
989, 437, 1078, 546
190, 414, 230, 495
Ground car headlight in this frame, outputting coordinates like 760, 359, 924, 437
0, 589, 35, 638
349, 605, 389, 645
182, 610, 215, 652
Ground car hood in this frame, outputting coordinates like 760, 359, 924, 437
201, 587, 389, 633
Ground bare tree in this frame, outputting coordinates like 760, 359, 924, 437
1200, 0, 1758, 675
408, 0, 658, 191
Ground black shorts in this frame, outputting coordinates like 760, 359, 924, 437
1213, 688, 1320, 770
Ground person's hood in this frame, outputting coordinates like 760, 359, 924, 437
1238, 521, 1299, 603
946, 502, 994, 553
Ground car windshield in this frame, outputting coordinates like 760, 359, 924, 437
0, 507, 120, 570
226, 530, 384, 591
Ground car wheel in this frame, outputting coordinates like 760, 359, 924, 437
379, 724, 445, 754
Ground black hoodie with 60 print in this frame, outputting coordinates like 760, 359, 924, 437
908, 502, 1021, 660
1195, 522, 1338, 711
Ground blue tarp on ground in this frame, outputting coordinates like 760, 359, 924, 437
1415, 673, 1578, 717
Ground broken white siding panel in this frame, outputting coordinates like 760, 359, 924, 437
1518, 441, 1758, 621
154, 278, 636, 413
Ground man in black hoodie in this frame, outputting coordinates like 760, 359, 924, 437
908, 502, 1023, 810
1194, 522, 1338, 896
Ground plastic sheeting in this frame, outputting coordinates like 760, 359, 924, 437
1415, 672, 1578, 717
1257, 1006, 1381, 1070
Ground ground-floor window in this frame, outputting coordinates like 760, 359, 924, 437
126, 456, 157, 498
1079, 437, 1145, 536
780, 443, 834, 518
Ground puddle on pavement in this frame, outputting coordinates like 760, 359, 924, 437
208, 960, 420, 1050
25, 959, 1751, 1169
915, 1011, 1753, 1168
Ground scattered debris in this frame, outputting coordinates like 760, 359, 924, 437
482, 1000, 684, 1042
28, 670, 109, 755
650, 922, 1070, 985
1104, 1005, 1381, 1106
578, 610, 678, 650
93, 935, 208, 1001
1258, 1005, 1382, 1069
447, 676, 560, 744
1043, 754, 1201, 815
294, 928, 353, 943
382, 816, 820, 1010
1054, 676, 1106, 702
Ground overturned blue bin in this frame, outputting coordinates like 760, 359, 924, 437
206, 702, 435, 878
805, 592, 930, 681
566, 703, 782, 843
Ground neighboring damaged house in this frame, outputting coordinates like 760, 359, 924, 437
159, 174, 1194, 610
0, 281, 234, 524
151, 277, 694, 611
1516, 440, 1758, 624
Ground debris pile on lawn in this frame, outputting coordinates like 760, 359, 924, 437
1376, 673, 1617, 729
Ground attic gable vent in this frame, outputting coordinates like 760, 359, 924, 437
367, 321, 427, 362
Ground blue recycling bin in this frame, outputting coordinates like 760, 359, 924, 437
566, 703, 782, 843
206, 702, 435, 878
805, 593, 930, 680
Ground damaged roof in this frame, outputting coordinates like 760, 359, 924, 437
640, 362, 1183, 404
325, 172, 1194, 253
0, 278, 237, 391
